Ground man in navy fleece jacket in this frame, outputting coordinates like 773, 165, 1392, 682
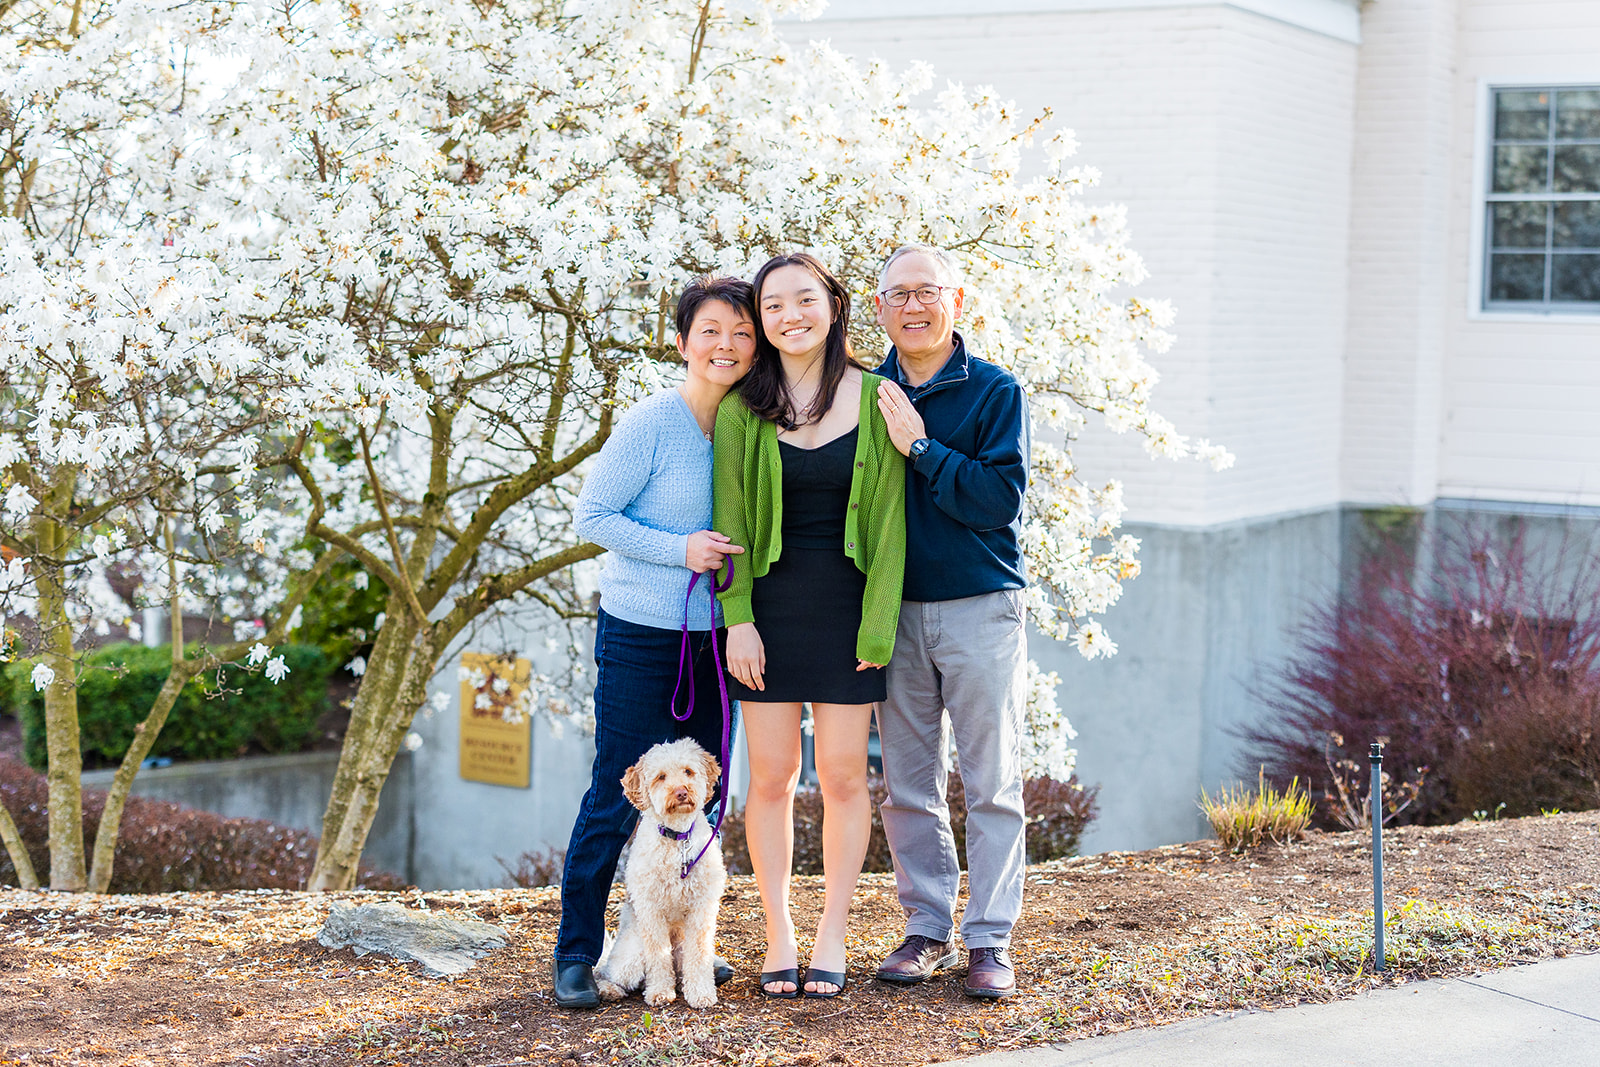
870, 244, 1030, 1001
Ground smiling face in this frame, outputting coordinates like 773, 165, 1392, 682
758, 263, 836, 363
875, 251, 963, 367
675, 298, 755, 389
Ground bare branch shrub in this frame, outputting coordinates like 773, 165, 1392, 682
1248, 519, 1600, 826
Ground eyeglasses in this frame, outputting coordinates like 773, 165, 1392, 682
878, 285, 954, 307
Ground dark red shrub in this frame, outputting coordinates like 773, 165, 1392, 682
1248, 521, 1600, 826
0, 755, 404, 892
720, 769, 1098, 876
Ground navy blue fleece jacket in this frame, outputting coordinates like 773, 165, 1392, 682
877, 333, 1029, 602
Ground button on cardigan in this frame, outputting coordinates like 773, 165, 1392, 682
711, 373, 907, 665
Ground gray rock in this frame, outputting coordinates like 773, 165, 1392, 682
316, 902, 509, 979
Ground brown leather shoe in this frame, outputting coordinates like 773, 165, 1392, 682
875, 934, 958, 985
962, 947, 1016, 1000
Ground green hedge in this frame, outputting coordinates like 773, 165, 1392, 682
10, 643, 333, 771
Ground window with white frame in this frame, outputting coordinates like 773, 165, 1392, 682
1484, 87, 1600, 311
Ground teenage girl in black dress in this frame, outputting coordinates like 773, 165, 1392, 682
716, 253, 905, 998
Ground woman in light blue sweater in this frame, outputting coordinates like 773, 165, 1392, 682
552, 277, 756, 1009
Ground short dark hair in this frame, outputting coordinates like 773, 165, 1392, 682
674, 275, 757, 339
741, 252, 863, 429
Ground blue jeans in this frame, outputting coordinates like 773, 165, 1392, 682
555, 608, 735, 965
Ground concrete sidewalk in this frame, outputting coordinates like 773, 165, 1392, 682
958, 952, 1600, 1067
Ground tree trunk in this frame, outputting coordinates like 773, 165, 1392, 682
0, 797, 39, 889
86, 664, 196, 893
35, 557, 86, 892
307, 606, 431, 890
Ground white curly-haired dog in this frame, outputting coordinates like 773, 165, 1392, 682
595, 737, 726, 1008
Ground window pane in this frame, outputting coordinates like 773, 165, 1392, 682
1552, 145, 1600, 193
1553, 201, 1600, 248
1491, 201, 1548, 248
1493, 145, 1548, 193
1555, 89, 1600, 140
1551, 254, 1600, 302
1489, 253, 1546, 301
1495, 90, 1550, 140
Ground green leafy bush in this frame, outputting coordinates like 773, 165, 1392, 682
291, 557, 387, 669
11, 643, 334, 770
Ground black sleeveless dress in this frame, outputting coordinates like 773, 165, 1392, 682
728, 427, 887, 705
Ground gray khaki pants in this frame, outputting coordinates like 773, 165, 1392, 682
878, 590, 1028, 950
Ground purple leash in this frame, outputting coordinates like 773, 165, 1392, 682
669, 557, 735, 879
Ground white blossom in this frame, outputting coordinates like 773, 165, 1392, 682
30, 663, 56, 691
264, 655, 290, 683
0, 0, 1231, 784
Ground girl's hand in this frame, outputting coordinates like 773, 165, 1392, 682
727, 623, 766, 691
856, 659, 885, 671
686, 530, 744, 574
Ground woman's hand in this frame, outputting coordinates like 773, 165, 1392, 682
686, 530, 745, 574
856, 659, 885, 672
727, 623, 766, 692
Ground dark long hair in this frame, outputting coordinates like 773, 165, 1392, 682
741, 252, 862, 429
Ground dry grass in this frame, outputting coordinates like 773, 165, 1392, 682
1199, 768, 1314, 851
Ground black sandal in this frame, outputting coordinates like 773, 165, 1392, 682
803, 968, 847, 999
759, 967, 802, 999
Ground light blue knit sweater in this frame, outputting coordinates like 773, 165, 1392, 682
575, 389, 723, 631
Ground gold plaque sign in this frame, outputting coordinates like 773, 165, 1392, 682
458, 652, 532, 788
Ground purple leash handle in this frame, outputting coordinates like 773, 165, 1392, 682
671, 557, 735, 879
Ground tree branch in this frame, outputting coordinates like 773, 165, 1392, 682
358, 425, 430, 627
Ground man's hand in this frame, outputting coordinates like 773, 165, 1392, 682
876, 380, 927, 457
726, 622, 766, 691
685, 530, 744, 574
855, 658, 885, 672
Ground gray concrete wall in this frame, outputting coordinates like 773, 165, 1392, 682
1033, 507, 1344, 854
406, 617, 600, 891
82, 750, 415, 882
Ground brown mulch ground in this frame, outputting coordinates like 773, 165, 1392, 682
2, 811, 1597, 1067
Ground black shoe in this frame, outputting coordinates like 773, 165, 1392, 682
552, 960, 600, 1009
713, 955, 735, 986
758, 967, 802, 999
803, 967, 847, 999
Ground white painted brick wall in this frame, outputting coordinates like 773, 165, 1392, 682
790, 4, 1356, 527
1339, 0, 1456, 507
1438, 0, 1600, 506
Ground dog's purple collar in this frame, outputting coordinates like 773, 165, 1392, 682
670, 559, 735, 879
657, 823, 693, 842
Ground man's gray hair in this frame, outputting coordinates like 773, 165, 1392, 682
877, 244, 963, 293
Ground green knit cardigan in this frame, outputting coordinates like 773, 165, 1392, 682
712, 373, 907, 665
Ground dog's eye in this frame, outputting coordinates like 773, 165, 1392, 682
684, 767, 695, 776
654, 773, 667, 783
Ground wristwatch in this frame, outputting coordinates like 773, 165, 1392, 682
909, 438, 933, 461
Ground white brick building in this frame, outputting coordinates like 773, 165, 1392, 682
789, 0, 1600, 852
398, 0, 1600, 886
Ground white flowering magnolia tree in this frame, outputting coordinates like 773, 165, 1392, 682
0, 0, 1227, 890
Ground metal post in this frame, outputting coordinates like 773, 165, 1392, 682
1370, 741, 1385, 972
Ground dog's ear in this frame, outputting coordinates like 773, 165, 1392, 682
700, 748, 721, 790
621, 764, 648, 812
